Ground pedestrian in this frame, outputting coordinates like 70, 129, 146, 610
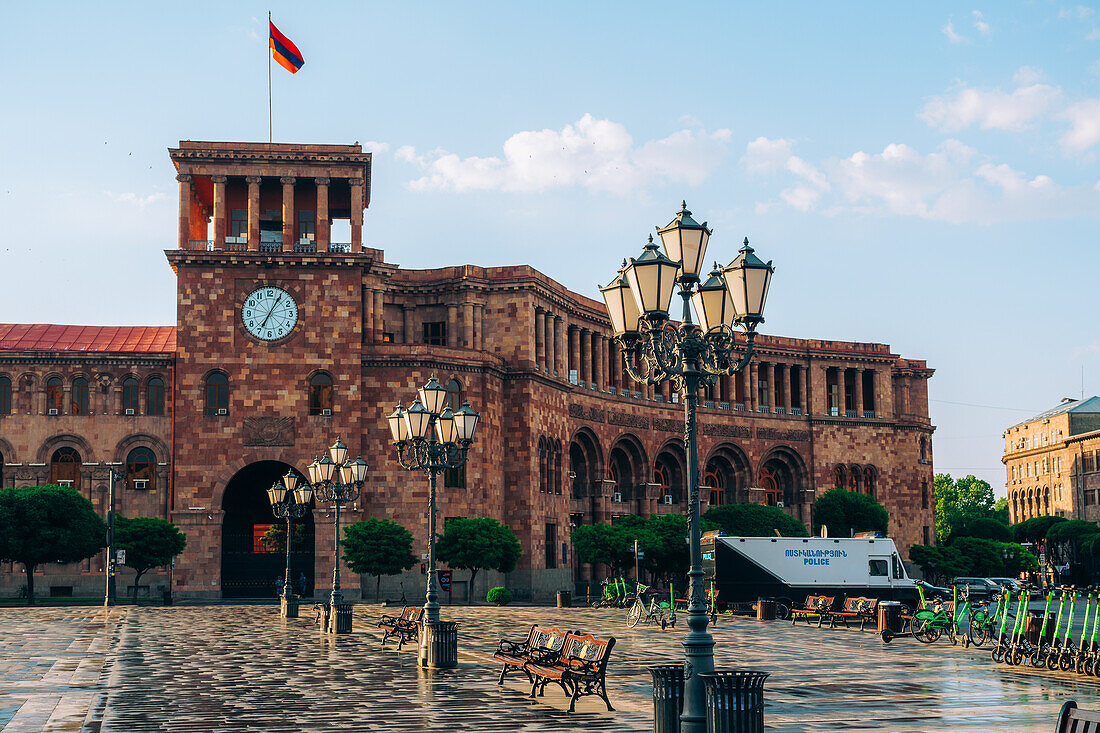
298, 571, 308, 598
275, 576, 283, 598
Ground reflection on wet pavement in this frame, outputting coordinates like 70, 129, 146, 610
2, 603, 1100, 731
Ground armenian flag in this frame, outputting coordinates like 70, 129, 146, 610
269, 21, 304, 74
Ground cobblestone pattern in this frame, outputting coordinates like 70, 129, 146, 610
6, 603, 1097, 732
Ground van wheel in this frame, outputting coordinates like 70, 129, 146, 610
775, 599, 792, 620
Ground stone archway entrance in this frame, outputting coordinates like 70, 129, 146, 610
221, 460, 314, 599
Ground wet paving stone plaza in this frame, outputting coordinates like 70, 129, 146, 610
2, 603, 1099, 732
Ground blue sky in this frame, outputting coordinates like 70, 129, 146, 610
3, 1, 1100, 494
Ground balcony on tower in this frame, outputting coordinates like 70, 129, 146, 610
168, 141, 372, 254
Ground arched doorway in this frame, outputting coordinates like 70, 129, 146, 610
758, 447, 809, 509
654, 443, 686, 505
221, 460, 314, 599
706, 444, 752, 505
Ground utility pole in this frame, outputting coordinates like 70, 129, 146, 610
104, 463, 121, 607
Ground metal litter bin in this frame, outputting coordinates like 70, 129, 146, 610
878, 601, 902, 639
649, 664, 684, 733
701, 670, 769, 733
327, 602, 353, 634
556, 590, 572, 608
756, 599, 776, 621
419, 621, 459, 669
1026, 611, 1051, 645
281, 595, 299, 618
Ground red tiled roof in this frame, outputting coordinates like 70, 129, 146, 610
0, 324, 176, 353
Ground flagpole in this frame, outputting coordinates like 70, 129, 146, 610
267, 10, 272, 143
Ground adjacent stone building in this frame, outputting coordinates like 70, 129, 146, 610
0, 141, 937, 601
1003, 396, 1100, 524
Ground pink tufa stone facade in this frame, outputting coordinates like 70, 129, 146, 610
0, 141, 936, 601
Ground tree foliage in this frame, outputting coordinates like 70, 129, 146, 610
436, 517, 522, 603
934, 473, 998, 543
1011, 515, 1067, 544
909, 539, 1036, 585
571, 522, 635, 574
341, 518, 418, 600
947, 516, 1012, 544
811, 489, 889, 537
0, 485, 106, 605
114, 516, 187, 603
702, 504, 809, 538
1046, 519, 1100, 545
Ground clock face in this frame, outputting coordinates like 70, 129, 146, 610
242, 287, 298, 341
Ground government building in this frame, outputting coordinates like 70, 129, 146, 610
0, 141, 936, 601
1003, 396, 1100, 524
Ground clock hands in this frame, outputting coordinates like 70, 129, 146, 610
260, 295, 283, 329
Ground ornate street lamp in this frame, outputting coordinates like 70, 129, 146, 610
601, 203, 774, 733
303, 439, 368, 633
387, 377, 479, 668
265, 469, 313, 618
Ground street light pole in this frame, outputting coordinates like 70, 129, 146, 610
104, 463, 123, 607
601, 203, 774, 733
266, 470, 313, 618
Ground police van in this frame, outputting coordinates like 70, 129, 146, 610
702, 533, 920, 617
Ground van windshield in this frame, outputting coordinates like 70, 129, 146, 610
869, 559, 888, 577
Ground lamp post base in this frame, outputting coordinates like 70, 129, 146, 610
280, 595, 299, 618
418, 621, 458, 669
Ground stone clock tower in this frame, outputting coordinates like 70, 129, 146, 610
165, 142, 378, 599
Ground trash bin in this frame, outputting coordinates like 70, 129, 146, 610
327, 602, 353, 634
649, 664, 684, 733
281, 594, 299, 619
1025, 611, 1051, 645
419, 621, 459, 669
756, 599, 776, 621
556, 590, 572, 608
878, 601, 902, 640
162, 589, 172, 606
700, 670, 769, 733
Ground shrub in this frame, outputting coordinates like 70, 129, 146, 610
486, 586, 513, 606
947, 516, 1011, 543
702, 504, 809, 537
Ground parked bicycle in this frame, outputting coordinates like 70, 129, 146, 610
968, 587, 1009, 647
626, 583, 676, 629
591, 577, 634, 609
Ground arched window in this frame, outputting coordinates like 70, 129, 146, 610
704, 469, 722, 506
126, 447, 157, 490
0, 450, 4, 488
864, 466, 877, 498
920, 436, 929, 462
445, 377, 462, 410
50, 447, 82, 489
71, 377, 89, 416
0, 376, 11, 415
147, 377, 165, 416
655, 464, 670, 500
46, 377, 63, 414
849, 465, 862, 492
833, 465, 846, 491
760, 465, 781, 506
553, 439, 562, 495
538, 437, 547, 493
122, 377, 139, 414
309, 372, 333, 415
204, 372, 229, 415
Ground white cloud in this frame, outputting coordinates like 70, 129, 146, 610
740, 136, 794, 174
105, 191, 168, 208
943, 20, 965, 44
361, 140, 390, 153
1060, 98, 1100, 151
973, 10, 990, 35
1088, 29, 1100, 40
1013, 66, 1043, 84
399, 114, 732, 194
740, 138, 1100, 224
920, 78, 1061, 132
1060, 5, 1095, 20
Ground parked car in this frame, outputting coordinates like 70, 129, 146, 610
951, 577, 1002, 599
915, 580, 951, 601
987, 577, 1022, 593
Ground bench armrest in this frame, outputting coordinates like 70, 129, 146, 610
565, 655, 602, 675
378, 614, 400, 625
527, 647, 563, 665
496, 639, 526, 655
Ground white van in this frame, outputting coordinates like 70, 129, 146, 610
702, 534, 919, 615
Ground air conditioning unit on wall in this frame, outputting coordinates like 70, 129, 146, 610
48, 408, 59, 416
133, 479, 148, 490
124, 408, 135, 416
662, 495, 673, 505
612, 492, 622, 503
321, 408, 332, 416
216, 408, 228, 416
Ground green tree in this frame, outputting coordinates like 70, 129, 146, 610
571, 522, 635, 575
934, 473, 997, 542
436, 517, 522, 604
641, 514, 690, 581
908, 544, 966, 585
812, 489, 889, 537
992, 497, 1010, 525
341, 518, 418, 600
1012, 515, 1067, 544
947, 516, 1011, 543
0, 485, 106, 605
114, 516, 187, 604
702, 504, 809, 537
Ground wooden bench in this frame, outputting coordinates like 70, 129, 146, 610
791, 595, 834, 627
493, 625, 570, 684
524, 632, 616, 712
378, 606, 423, 649
1057, 700, 1100, 732
830, 596, 879, 631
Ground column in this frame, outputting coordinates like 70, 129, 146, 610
403, 305, 414, 344
176, 174, 192, 249
609, 340, 619, 392
569, 326, 580, 383
211, 175, 227, 249
363, 288, 374, 345
447, 304, 458, 347
580, 329, 591, 386
801, 366, 809, 415
350, 177, 364, 253
742, 369, 752, 410
373, 291, 384, 343
553, 316, 564, 376
463, 303, 474, 349
854, 367, 864, 418
246, 176, 261, 251
595, 335, 605, 390
750, 365, 758, 412
315, 177, 330, 251
535, 309, 546, 370
783, 365, 793, 414
280, 177, 295, 252
544, 312, 555, 373
475, 304, 484, 350
768, 363, 777, 411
